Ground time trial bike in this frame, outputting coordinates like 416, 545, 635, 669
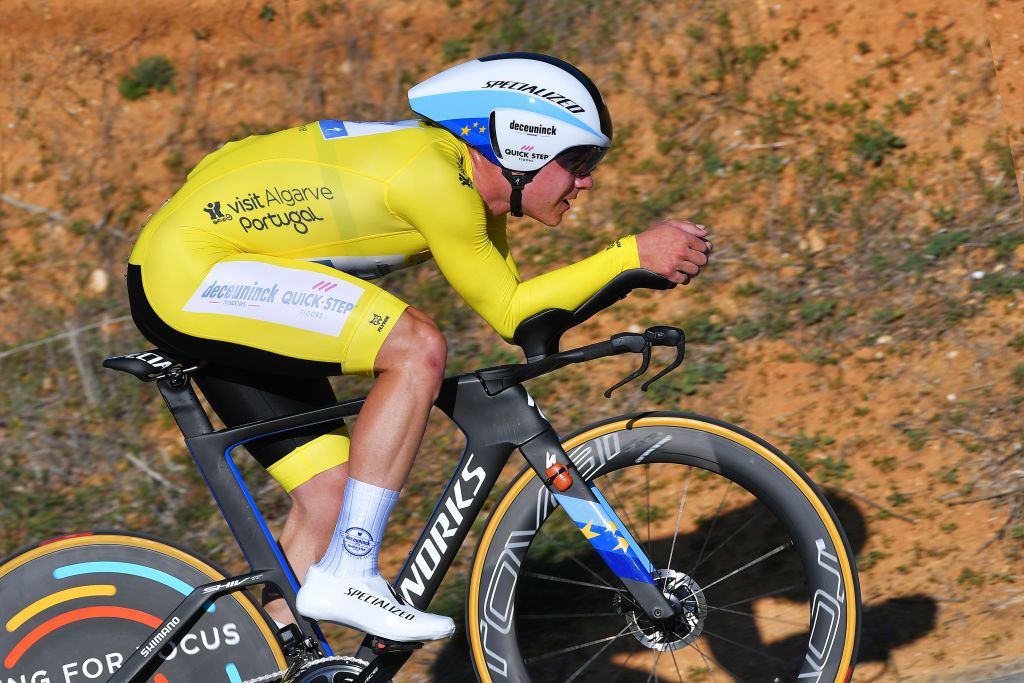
0, 271, 861, 682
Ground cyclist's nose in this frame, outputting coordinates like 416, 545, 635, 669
575, 174, 594, 190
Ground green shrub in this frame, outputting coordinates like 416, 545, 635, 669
852, 121, 906, 166
921, 26, 948, 54
992, 233, 1024, 259
800, 299, 836, 325
925, 230, 969, 259
731, 315, 761, 341
682, 310, 727, 343
442, 38, 471, 62
871, 306, 904, 324
928, 205, 957, 225
1013, 364, 1024, 387
119, 56, 176, 100
259, 3, 277, 21
973, 273, 1024, 297
788, 432, 835, 470
646, 360, 728, 403
902, 427, 929, 451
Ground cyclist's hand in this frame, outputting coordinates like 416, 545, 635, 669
636, 219, 713, 284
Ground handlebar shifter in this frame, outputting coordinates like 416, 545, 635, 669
604, 326, 686, 398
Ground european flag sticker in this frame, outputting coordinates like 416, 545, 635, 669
319, 120, 349, 140
555, 490, 656, 584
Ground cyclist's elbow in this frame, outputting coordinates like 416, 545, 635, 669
493, 321, 516, 345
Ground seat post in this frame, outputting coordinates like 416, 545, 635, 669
157, 375, 214, 439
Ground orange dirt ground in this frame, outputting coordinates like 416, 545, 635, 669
0, 1, 1022, 681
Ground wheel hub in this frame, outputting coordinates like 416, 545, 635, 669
615, 568, 707, 652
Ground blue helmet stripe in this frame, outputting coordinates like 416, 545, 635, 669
434, 117, 501, 165
409, 90, 606, 140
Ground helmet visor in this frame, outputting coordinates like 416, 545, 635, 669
554, 145, 608, 177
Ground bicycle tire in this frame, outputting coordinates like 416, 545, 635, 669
0, 531, 286, 681
469, 412, 860, 682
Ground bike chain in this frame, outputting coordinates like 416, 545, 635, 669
240, 655, 369, 683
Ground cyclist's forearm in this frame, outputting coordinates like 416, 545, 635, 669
445, 234, 640, 340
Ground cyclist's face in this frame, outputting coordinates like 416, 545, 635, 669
521, 160, 594, 226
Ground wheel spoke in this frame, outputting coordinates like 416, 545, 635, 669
700, 627, 793, 666
646, 463, 653, 570
689, 482, 732, 577
610, 647, 638, 683
668, 645, 684, 682
564, 622, 632, 683
695, 540, 794, 594
712, 583, 804, 610
569, 551, 617, 591
665, 468, 693, 571
602, 472, 639, 543
687, 640, 721, 683
690, 512, 758, 572
520, 611, 623, 620
704, 605, 809, 628
524, 624, 633, 663
644, 649, 662, 683
522, 571, 623, 592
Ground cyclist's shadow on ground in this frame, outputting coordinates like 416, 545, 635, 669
429, 494, 937, 681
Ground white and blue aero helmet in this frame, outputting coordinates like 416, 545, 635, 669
408, 52, 613, 215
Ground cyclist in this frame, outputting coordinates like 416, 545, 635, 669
124, 52, 712, 642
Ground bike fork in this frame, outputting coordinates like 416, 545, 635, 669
519, 430, 680, 622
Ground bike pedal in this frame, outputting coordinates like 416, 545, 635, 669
369, 636, 423, 654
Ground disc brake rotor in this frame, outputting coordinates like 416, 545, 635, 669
616, 568, 708, 652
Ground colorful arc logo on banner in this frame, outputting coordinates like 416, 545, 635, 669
2, 558, 247, 680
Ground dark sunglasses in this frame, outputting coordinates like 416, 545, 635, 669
554, 145, 608, 177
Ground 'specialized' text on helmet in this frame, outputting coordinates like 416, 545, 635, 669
408, 53, 613, 216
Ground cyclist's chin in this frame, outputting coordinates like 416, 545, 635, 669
527, 205, 567, 227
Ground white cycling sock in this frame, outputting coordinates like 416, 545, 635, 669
314, 476, 399, 579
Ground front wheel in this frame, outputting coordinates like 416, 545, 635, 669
469, 413, 860, 682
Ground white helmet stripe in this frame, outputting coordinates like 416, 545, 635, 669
409, 91, 606, 141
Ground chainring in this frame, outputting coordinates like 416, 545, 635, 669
241, 656, 369, 683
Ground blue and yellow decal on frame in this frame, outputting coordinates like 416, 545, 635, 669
554, 484, 656, 584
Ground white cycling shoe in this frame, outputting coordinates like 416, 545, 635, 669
296, 566, 455, 642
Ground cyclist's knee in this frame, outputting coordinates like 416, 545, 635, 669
377, 307, 447, 385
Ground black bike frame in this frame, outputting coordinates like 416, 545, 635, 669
109, 350, 679, 682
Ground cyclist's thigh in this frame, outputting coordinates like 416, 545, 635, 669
127, 284, 354, 492
127, 248, 408, 489
135, 248, 407, 376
